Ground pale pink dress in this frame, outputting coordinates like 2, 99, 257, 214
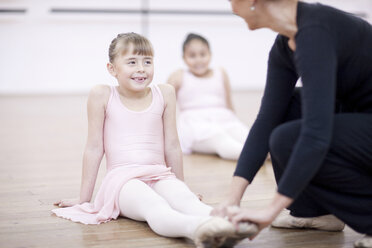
177, 68, 248, 154
52, 85, 176, 224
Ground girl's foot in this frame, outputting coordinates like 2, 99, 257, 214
271, 210, 345, 231
194, 217, 234, 248
354, 235, 372, 248
220, 222, 258, 247
194, 217, 258, 248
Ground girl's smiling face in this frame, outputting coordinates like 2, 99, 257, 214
109, 43, 154, 92
183, 39, 211, 77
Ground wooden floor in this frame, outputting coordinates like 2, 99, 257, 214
0, 91, 363, 248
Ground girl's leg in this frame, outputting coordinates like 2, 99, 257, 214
152, 178, 212, 216
119, 179, 253, 247
119, 179, 208, 239
192, 131, 244, 160
152, 179, 259, 246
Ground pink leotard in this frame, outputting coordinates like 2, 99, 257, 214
52, 84, 175, 224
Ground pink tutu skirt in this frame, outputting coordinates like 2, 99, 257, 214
52, 164, 175, 224
177, 107, 248, 154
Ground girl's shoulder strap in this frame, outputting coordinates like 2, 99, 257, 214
214, 67, 225, 84
151, 84, 169, 106
109, 85, 117, 101
105, 85, 117, 115
215, 67, 224, 78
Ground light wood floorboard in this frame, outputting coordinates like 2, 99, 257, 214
0, 92, 363, 248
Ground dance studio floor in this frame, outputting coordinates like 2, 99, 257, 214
0, 91, 363, 248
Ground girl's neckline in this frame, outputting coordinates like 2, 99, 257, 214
114, 86, 155, 113
187, 68, 214, 79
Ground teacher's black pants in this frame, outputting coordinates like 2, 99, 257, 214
269, 88, 372, 235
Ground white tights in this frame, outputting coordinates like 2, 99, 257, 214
192, 126, 248, 160
119, 178, 212, 239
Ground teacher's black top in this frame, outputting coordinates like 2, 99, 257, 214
234, 1, 372, 199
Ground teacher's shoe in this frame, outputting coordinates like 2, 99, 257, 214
271, 210, 345, 231
194, 217, 258, 248
354, 235, 372, 248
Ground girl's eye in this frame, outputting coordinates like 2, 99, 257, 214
200, 51, 208, 57
128, 61, 136, 65
145, 60, 152, 65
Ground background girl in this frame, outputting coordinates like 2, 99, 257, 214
167, 33, 249, 160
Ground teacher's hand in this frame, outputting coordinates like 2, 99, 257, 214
227, 207, 278, 240
211, 201, 238, 218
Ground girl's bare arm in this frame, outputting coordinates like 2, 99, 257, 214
55, 85, 109, 207
221, 68, 235, 112
159, 84, 184, 181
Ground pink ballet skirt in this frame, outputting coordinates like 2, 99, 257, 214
178, 107, 247, 154
52, 164, 175, 224
177, 69, 248, 154
52, 84, 176, 224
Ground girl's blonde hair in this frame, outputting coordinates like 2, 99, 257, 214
108, 33, 154, 63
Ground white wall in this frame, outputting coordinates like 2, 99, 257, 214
0, 0, 143, 94
148, 14, 276, 91
0, 0, 371, 94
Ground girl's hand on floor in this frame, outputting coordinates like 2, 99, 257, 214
54, 198, 80, 207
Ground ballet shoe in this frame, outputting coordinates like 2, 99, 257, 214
219, 222, 259, 248
354, 235, 372, 248
271, 210, 345, 231
194, 217, 235, 248
194, 217, 258, 248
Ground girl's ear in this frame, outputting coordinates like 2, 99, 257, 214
107, 62, 116, 77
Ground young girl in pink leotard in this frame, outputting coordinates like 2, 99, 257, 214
167, 33, 249, 160
52, 33, 257, 248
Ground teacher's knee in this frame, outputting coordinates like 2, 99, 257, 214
269, 124, 296, 163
